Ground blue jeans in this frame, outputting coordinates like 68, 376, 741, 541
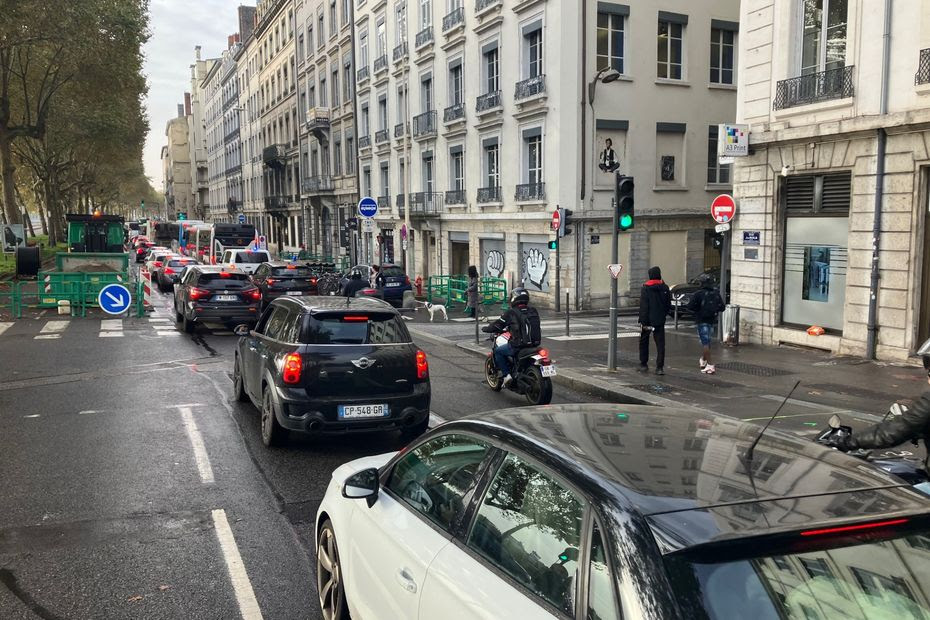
697, 323, 714, 346
494, 342, 514, 376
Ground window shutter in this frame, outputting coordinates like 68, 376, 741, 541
785, 175, 815, 212
821, 172, 852, 212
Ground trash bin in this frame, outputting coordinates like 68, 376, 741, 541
722, 304, 740, 345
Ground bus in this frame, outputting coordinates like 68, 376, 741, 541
194, 223, 257, 264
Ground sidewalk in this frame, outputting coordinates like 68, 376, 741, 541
408, 311, 927, 438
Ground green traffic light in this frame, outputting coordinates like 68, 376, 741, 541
548, 240, 558, 250
619, 214, 633, 230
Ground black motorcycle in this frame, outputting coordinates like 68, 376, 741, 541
483, 332, 555, 406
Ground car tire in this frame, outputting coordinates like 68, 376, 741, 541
182, 312, 194, 334
232, 356, 249, 403
260, 386, 286, 447
524, 367, 553, 406
401, 416, 430, 440
317, 520, 350, 620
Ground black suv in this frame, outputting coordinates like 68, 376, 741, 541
250, 261, 318, 307
233, 296, 431, 447
174, 266, 261, 332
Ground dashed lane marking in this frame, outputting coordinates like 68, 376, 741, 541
547, 332, 640, 341
212, 509, 264, 620
156, 331, 182, 337
179, 406, 214, 484
0, 322, 13, 337
35, 320, 68, 340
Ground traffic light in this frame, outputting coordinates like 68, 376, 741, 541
562, 208, 574, 237
616, 174, 634, 231
548, 240, 558, 250
140, 200, 145, 210
178, 212, 187, 221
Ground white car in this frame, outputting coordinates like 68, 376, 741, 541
220, 248, 271, 275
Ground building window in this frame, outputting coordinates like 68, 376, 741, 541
484, 143, 499, 187
657, 20, 683, 79
319, 76, 327, 106
377, 18, 387, 56
423, 156, 434, 192
359, 31, 369, 67
361, 105, 370, 134
363, 167, 371, 196
342, 0, 350, 26
319, 13, 325, 46
344, 64, 353, 101
380, 163, 389, 197
332, 68, 340, 106
334, 140, 343, 176
524, 134, 542, 185
298, 34, 305, 63
397, 85, 406, 122
308, 25, 314, 55
346, 136, 355, 173
484, 45, 499, 92
451, 150, 465, 190
596, 12, 624, 73
710, 28, 735, 84
419, 0, 431, 28
802, 0, 847, 74
308, 83, 316, 107
706, 126, 730, 185
378, 97, 388, 130
396, 2, 407, 43
449, 64, 463, 104
524, 27, 543, 78
421, 76, 433, 111
330, 0, 337, 36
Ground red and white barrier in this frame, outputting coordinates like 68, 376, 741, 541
44, 274, 51, 294
141, 268, 153, 310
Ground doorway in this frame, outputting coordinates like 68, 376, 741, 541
450, 239, 469, 276
918, 169, 930, 344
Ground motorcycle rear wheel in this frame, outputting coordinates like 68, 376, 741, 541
485, 357, 503, 392
524, 366, 553, 406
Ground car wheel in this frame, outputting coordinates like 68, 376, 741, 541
260, 386, 286, 447
317, 520, 350, 620
524, 367, 553, 406
182, 312, 194, 334
485, 356, 503, 392
401, 416, 430, 439
233, 356, 249, 403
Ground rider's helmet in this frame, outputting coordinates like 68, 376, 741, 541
918, 337, 930, 373
697, 273, 716, 289
351, 269, 362, 280
509, 287, 530, 308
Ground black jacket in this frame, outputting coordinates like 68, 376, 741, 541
343, 278, 369, 297
638, 281, 671, 327
485, 306, 533, 347
849, 392, 930, 469
687, 288, 723, 324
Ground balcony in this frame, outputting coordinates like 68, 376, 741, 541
356, 66, 370, 84
445, 189, 466, 205
515, 75, 547, 101
264, 195, 289, 211
413, 110, 437, 138
396, 193, 405, 209
359, 135, 371, 149
476, 0, 501, 14
393, 42, 408, 63
302, 175, 334, 194
516, 182, 545, 201
373, 54, 388, 75
375, 129, 390, 144
476, 90, 502, 114
415, 26, 434, 50
477, 186, 502, 204
443, 102, 466, 124
262, 144, 288, 168
917, 49, 930, 85
394, 122, 410, 138
306, 107, 331, 141
377, 195, 391, 210
774, 65, 854, 110
410, 192, 443, 217
442, 7, 465, 33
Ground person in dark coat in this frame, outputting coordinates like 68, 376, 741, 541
343, 269, 370, 297
638, 266, 672, 375
465, 265, 479, 317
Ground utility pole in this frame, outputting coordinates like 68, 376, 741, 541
607, 197, 618, 371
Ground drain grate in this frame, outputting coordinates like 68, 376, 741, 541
715, 362, 795, 377
626, 383, 683, 395
808, 383, 895, 401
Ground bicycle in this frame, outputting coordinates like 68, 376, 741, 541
316, 272, 342, 296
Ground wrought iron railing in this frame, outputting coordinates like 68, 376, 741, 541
443, 102, 465, 123
373, 54, 388, 74
413, 110, 437, 137
393, 42, 408, 63
445, 189, 466, 205
476, 0, 500, 12
264, 195, 288, 211
396, 193, 405, 208
476, 90, 502, 112
443, 7, 465, 32
306, 107, 331, 131
262, 144, 288, 165
375, 129, 389, 144
394, 122, 410, 138
917, 49, 930, 85
377, 195, 391, 209
415, 26, 434, 49
773, 65, 854, 110
477, 186, 501, 203
302, 175, 334, 193
515, 75, 547, 100
356, 66, 370, 83
410, 192, 443, 216
515, 182, 545, 201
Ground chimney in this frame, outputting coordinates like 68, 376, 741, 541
195, 45, 201, 61
228, 34, 234, 49
177, 104, 184, 118
184, 93, 192, 116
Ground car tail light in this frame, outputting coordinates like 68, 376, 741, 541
219, 271, 231, 278
416, 350, 429, 379
310, 277, 318, 285
405, 275, 411, 285
800, 518, 908, 537
537, 348, 550, 362
282, 353, 302, 384
153, 261, 163, 268
137, 248, 145, 254
163, 267, 175, 275
266, 278, 275, 286
344, 315, 368, 322
189, 287, 211, 301
244, 287, 261, 301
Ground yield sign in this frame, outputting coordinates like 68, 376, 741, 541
607, 264, 623, 279
711, 194, 736, 224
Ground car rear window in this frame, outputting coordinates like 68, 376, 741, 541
168, 259, 195, 267
301, 314, 410, 344
667, 532, 930, 619
272, 266, 312, 278
235, 252, 269, 264
197, 272, 250, 286
381, 266, 405, 278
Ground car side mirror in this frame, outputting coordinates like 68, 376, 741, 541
234, 324, 251, 337
342, 467, 380, 507
828, 414, 841, 429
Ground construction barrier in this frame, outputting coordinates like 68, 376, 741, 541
140, 267, 153, 310
16, 275, 145, 318
0, 281, 21, 319
426, 275, 508, 310
36, 271, 129, 307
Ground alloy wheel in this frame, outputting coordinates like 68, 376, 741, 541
317, 525, 344, 620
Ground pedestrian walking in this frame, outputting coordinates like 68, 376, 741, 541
687, 273, 725, 374
638, 266, 672, 375
465, 265, 479, 318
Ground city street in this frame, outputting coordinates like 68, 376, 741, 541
0, 284, 606, 620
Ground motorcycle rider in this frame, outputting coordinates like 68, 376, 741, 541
342, 269, 369, 298
825, 337, 930, 468
482, 287, 540, 387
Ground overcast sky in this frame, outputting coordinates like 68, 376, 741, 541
142, 0, 243, 190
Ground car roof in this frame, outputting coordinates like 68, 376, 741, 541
440, 404, 930, 552
277, 295, 397, 314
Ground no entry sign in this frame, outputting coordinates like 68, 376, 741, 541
711, 194, 736, 224
551, 210, 561, 232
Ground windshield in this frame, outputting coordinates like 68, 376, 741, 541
668, 534, 930, 619
272, 266, 312, 278
301, 315, 410, 344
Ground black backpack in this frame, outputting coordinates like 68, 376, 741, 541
700, 289, 724, 318
512, 307, 542, 347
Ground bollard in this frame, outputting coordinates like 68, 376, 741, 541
674, 294, 682, 330
565, 293, 570, 337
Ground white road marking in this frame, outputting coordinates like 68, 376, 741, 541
539, 320, 591, 329
0, 322, 13, 337
449, 318, 478, 322
78, 410, 102, 415
24, 414, 40, 418
179, 406, 214, 484
211, 509, 264, 620
35, 320, 68, 340
547, 332, 640, 341
99, 332, 124, 338
402, 316, 413, 321
157, 331, 182, 337
429, 412, 446, 428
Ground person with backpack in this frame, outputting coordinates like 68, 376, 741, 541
482, 287, 541, 387
638, 266, 672, 375
687, 273, 725, 374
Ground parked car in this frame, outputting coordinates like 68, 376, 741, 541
232, 296, 431, 447
220, 248, 272, 275
174, 266, 261, 333
668, 267, 730, 316
157, 256, 199, 292
250, 261, 318, 307
315, 403, 930, 620
374, 264, 412, 306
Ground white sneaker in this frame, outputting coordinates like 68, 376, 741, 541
502, 374, 513, 387
702, 364, 716, 374
699, 358, 707, 369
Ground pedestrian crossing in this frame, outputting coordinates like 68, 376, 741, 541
0, 316, 246, 342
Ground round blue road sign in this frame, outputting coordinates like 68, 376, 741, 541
358, 196, 378, 219
238, 213, 246, 224
98, 283, 132, 315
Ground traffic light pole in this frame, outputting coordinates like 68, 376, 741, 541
608, 197, 618, 371
554, 238, 560, 313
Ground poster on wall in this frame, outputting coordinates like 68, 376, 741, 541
520, 241, 550, 292
2, 224, 25, 254
481, 239, 506, 279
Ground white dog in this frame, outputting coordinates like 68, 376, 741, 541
417, 301, 448, 322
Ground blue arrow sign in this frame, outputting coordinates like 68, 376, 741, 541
358, 196, 378, 219
98, 283, 132, 315
238, 213, 246, 224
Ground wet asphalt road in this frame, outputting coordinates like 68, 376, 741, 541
0, 283, 606, 620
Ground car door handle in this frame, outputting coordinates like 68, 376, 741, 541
395, 568, 417, 594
